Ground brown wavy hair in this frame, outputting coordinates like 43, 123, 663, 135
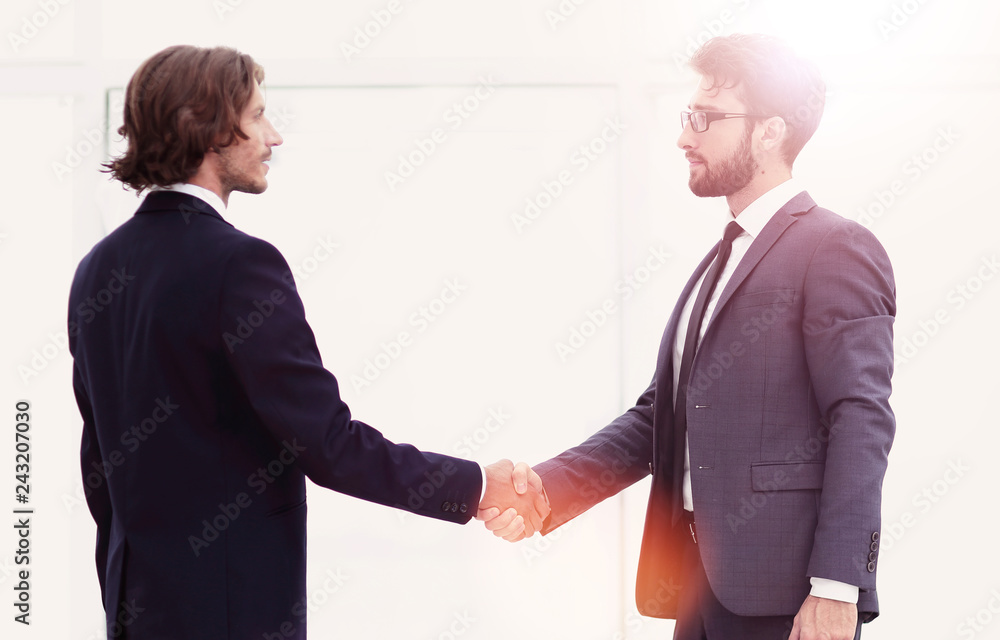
103, 45, 264, 193
690, 34, 826, 165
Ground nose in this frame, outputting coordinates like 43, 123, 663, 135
266, 117, 283, 147
677, 122, 697, 151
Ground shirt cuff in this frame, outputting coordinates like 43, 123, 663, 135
479, 464, 487, 504
809, 577, 859, 604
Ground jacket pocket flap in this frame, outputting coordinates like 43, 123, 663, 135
751, 461, 825, 491
731, 288, 796, 309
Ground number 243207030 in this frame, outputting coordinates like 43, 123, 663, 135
15, 401, 30, 504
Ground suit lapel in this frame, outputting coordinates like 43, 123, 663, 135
706, 191, 816, 328
655, 248, 716, 377
651, 246, 716, 467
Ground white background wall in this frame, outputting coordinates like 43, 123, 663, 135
1, 1, 998, 638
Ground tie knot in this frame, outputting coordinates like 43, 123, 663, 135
723, 220, 743, 243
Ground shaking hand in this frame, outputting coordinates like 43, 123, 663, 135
476, 460, 550, 542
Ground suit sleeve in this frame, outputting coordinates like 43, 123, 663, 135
801, 220, 896, 590
75, 364, 111, 606
218, 237, 482, 524
535, 381, 655, 533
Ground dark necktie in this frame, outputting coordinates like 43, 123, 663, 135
671, 220, 743, 523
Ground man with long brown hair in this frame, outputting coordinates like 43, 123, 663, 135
70, 45, 548, 639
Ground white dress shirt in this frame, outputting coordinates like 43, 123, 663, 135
671, 178, 859, 604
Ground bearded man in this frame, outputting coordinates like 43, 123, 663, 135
486, 34, 896, 640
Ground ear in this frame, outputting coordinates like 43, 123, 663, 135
757, 116, 787, 155
186, 148, 221, 191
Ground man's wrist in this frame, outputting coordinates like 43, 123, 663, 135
809, 577, 859, 604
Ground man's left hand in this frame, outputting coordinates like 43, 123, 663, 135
789, 595, 857, 640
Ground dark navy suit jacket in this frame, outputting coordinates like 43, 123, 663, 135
69, 191, 482, 639
535, 192, 895, 621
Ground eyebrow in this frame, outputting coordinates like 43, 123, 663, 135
689, 102, 722, 112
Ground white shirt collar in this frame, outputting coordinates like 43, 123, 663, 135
152, 183, 227, 217
727, 178, 804, 239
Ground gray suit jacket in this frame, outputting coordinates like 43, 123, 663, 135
535, 192, 895, 621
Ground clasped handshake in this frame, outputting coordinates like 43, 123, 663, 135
476, 460, 550, 542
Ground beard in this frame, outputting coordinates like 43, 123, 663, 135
216, 145, 267, 197
688, 126, 757, 198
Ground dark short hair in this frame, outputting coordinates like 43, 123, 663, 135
690, 34, 825, 165
103, 45, 264, 193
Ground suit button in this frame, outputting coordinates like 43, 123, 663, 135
867, 561, 876, 573
871, 531, 879, 542
441, 501, 451, 512
868, 551, 877, 562
870, 541, 879, 552
450, 503, 459, 513
459, 503, 468, 514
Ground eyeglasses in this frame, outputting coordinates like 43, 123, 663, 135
680, 110, 773, 133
